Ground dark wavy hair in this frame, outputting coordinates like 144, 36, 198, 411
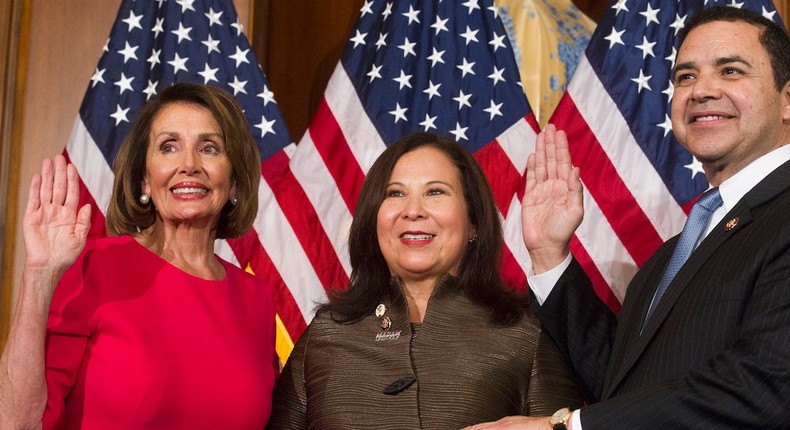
105, 83, 260, 239
679, 6, 790, 91
323, 132, 529, 325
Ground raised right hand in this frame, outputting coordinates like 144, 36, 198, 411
521, 124, 583, 274
22, 155, 91, 279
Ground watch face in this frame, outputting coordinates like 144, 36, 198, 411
551, 407, 570, 425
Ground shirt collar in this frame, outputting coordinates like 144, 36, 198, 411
716, 144, 790, 213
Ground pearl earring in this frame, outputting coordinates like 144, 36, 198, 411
139, 193, 150, 205
230, 196, 238, 206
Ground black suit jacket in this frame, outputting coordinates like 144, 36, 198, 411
534, 160, 790, 429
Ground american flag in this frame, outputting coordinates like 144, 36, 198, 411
64, 0, 298, 360
273, 0, 541, 348
548, 0, 784, 311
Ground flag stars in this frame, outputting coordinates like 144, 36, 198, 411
255, 116, 276, 138
611, 0, 628, 15
657, 114, 672, 137
198, 64, 219, 84
114, 72, 134, 94
427, 47, 445, 67
728, 0, 744, 8
450, 122, 469, 141
402, 5, 420, 25
229, 76, 248, 95
457, 58, 476, 77
350, 30, 367, 48
152, 18, 164, 38
762, 6, 777, 20
393, 70, 413, 89
665, 46, 677, 67
635, 36, 656, 59
419, 114, 437, 131
168, 53, 189, 74
684, 156, 705, 179
117, 42, 139, 63
487, 5, 500, 18
662, 79, 674, 101
453, 90, 472, 109
431, 16, 449, 35
483, 100, 503, 120
229, 46, 250, 67
462, 0, 480, 14
231, 18, 244, 36
460, 26, 479, 45
258, 85, 276, 106
121, 10, 143, 31
90, 68, 106, 87
143, 80, 158, 100
171, 22, 193, 44
176, 0, 196, 13
398, 37, 417, 57
639, 4, 660, 26
631, 69, 652, 93
669, 13, 686, 36
489, 33, 507, 52
488, 66, 506, 85
382, 2, 393, 19
389, 102, 408, 123
423, 81, 441, 99
604, 27, 625, 49
203, 35, 221, 54
367, 64, 383, 82
205, 8, 223, 26
375, 33, 387, 50
147, 49, 162, 69
110, 105, 130, 125
360, 0, 374, 17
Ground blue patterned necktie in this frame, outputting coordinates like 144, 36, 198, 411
643, 188, 723, 328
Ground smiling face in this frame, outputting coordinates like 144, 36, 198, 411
376, 146, 475, 284
671, 20, 790, 185
142, 102, 236, 230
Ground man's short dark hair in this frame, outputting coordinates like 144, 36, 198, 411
679, 6, 790, 91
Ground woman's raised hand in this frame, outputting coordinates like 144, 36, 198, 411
521, 124, 583, 274
23, 155, 91, 277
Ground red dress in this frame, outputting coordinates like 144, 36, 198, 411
43, 235, 277, 429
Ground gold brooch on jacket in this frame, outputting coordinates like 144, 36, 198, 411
374, 303, 401, 341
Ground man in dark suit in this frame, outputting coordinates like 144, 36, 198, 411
465, 6, 790, 430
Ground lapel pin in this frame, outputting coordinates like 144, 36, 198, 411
375, 303, 387, 318
724, 217, 739, 231
380, 316, 392, 331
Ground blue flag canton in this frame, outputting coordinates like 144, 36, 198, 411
585, 0, 784, 206
80, 0, 291, 166
342, 0, 531, 153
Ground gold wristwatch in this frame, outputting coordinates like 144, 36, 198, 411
550, 407, 572, 430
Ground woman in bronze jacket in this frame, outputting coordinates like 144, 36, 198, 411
268, 133, 582, 429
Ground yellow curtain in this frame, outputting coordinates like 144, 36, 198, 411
497, 0, 595, 126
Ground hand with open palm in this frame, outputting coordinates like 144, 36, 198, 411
521, 124, 584, 274
22, 155, 91, 284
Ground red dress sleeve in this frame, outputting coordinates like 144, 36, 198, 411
43, 243, 100, 429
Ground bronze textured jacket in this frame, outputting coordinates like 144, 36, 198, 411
268, 275, 582, 429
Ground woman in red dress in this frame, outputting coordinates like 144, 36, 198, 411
0, 83, 277, 429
